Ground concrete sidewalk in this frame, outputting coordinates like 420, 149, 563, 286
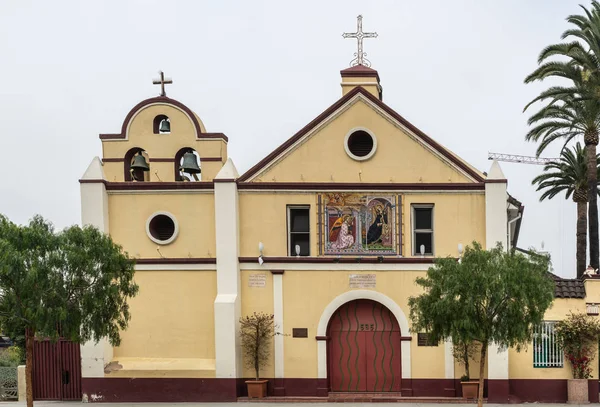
0, 403, 592, 407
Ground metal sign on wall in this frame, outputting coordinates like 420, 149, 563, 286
248, 274, 267, 287
349, 274, 376, 288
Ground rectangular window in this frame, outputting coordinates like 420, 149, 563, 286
412, 205, 433, 255
288, 206, 310, 256
417, 333, 437, 346
533, 321, 563, 368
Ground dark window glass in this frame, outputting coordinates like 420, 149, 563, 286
290, 233, 310, 256
289, 207, 310, 256
414, 207, 432, 230
415, 232, 432, 255
290, 209, 309, 233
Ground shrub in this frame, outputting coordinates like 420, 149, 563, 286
555, 312, 600, 379
0, 347, 23, 368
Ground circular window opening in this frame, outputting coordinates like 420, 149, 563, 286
345, 129, 376, 160
146, 212, 178, 245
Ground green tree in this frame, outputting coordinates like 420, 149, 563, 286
532, 143, 600, 278
408, 242, 555, 407
0, 215, 138, 407
524, 1, 600, 271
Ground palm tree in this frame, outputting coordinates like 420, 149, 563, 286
524, 1, 600, 270
532, 143, 600, 278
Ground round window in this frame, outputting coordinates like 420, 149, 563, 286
344, 128, 377, 161
146, 212, 179, 245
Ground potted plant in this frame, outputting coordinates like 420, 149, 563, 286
240, 312, 275, 399
555, 312, 600, 403
453, 339, 479, 399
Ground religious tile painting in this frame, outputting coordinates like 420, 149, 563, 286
323, 194, 398, 255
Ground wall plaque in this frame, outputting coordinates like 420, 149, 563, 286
349, 273, 376, 288
248, 274, 266, 287
292, 328, 308, 338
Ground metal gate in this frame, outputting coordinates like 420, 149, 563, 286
33, 340, 81, 401
328, 299, 401, 392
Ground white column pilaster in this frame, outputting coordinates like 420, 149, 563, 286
444, 338, 454, 379
485, 160, 509, 389
79, 157, 113, 378
485, 160, 508, 250
214, 159, 242, 378
272, 271, 284, 379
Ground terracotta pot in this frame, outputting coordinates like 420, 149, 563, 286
246, 379, 268, 399
567, 379, 589, 404
461, 381, 479, 399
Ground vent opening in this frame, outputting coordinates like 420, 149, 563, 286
147, 214, 177, 243
345, 129, 376, 160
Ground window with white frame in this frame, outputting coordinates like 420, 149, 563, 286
288, 206, 310, 256
412, 205, 433, 255
533, 321, 563, 368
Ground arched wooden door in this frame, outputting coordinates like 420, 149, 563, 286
328, 299, 401, 392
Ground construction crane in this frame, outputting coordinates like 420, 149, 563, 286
488, 152, 559, 165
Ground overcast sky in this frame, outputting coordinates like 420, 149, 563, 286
0, 0, 588, 277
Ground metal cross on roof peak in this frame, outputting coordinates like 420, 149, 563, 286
342, 15, 378, 67
152, 70, 173, 97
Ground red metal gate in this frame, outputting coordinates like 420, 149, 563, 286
328, 299, 401, 392
33, 340, 81, 401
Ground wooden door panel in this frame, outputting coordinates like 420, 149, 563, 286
328, 300, 402, 393
365, 331, 401, 391
329, 330, 367, 392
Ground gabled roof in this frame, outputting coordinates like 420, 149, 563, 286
550, 273, 586, 299
238, 86, 485, 183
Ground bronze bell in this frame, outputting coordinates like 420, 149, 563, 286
159, 119, 171, 133
180, 151, 201, 174
130, 152, 150, 171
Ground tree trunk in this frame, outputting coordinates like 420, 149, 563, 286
577, 200, 588, 279
464, 353, 470, 379
25, 328, 34, 407
478, 343, 487, 407
587, 140, 599, 270
255, 325, 260, 380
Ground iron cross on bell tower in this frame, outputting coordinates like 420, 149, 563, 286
152, 70, 173, 97
343, 15, 378, 67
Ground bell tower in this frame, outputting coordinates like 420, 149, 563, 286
98, 72, 228, 182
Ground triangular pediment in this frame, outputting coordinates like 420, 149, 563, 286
239, 87, 484, 184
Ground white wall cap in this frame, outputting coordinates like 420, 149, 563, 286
81, 157, 106, 180
215, 158, 239, 180
487, 160, 506, 180
214, 293, 238, 304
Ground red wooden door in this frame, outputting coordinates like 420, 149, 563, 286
328, 300, 401, 392
60, 341, 82, 400
33, 340, 81, 401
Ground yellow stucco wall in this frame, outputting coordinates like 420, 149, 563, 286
508, 297, 599, 380
112, 270, 216, 378
240, 271, 275, 378
341, 77, 380, 98
251, 100, 474, 184
403, 193, 485, 257
101, 103, 226, 181
239, 192, 485, 258
108, 192, 216, 259
239, 193, 316, 257
281, 270, 445, 378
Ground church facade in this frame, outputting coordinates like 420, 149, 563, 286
78, 64, 600, 403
